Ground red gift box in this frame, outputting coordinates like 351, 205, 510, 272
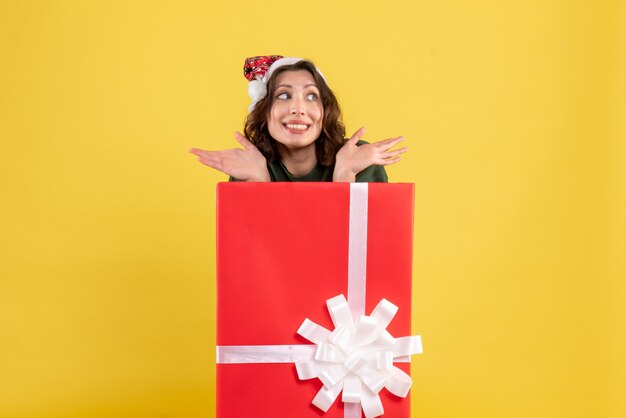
216, 183, 419, 418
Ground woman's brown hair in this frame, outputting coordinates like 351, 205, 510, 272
243, 60, 346, 166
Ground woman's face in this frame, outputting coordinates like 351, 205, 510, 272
267, 70, 324, 153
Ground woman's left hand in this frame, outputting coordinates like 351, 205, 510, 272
333, 127, 407, 182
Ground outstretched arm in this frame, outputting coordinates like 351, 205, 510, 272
333, 127, 407, 182
189, 132, 271, 182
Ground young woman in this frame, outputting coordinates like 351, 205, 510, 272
189, 56, 406, 182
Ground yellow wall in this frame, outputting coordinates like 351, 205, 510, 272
1, 1, 624, 417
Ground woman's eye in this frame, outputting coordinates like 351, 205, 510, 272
306, 93, 319, 100
276, 93, 289, 99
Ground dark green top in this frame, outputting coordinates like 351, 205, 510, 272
230, 140, 388, 182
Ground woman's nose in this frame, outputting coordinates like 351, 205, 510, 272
290, 97, 305, 115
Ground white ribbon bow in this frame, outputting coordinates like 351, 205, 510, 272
296, 294, 422, 418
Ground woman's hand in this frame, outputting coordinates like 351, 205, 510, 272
189, 132, 270, 181
333, 127, 407, 182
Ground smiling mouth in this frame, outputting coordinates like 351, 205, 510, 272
283, 123, 310, 131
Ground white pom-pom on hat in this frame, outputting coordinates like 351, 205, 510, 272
247, 79, 267, 111
248, 79, 267, 101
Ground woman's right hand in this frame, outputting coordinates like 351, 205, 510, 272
189, 132, 270, 181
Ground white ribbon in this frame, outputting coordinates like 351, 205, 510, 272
348, 183, 369, 319
295, 295, 422, 418
216, 183, 423, 418
217, 344, 316, 363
